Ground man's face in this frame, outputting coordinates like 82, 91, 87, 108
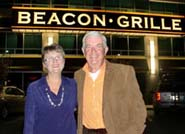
82, 36, 108, 72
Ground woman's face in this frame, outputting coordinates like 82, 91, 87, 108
43, 51, 65, 74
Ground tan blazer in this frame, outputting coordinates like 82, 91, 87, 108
74, 60, 147, 134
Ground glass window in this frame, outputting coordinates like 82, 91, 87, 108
179, 4, 185, 14
13, 88, 24, 95
0, 16, 11, 28
5, 88, 13, 95
173, 37, 185, 56
91, 0, 101, 9
7, 33, 17, 48
53, 0, 68, 4
112, 35, 128, 55
77, 34, 83, 55
135, 0, 148, 11
158, 37, 171, 56
69, 0, 85, 7
68, 0, 95, 7
59, 33, 76, 54
24, 33, 42, 54
0, 1, 12, 8
31, 0, 49, 4
5, 87, 23, 95
164, 3, 177, 13
105, 0, 119, 8
0, 32, 6, 49
104, 0, 135, 10
53, 0, 68, 7
149, 2, 181, 14
119, 0, 133, 9
15, 0, 31, 4
5, 33, 18, 54
149, 2, 165, 13
129, 36, 144, 55
0, 32, 23, 54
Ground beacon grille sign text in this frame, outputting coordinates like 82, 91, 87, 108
12, 6, 185, 35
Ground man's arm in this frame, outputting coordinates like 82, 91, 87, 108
125, 66, 147, 134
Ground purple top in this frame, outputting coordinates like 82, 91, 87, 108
23, 76, 77, 134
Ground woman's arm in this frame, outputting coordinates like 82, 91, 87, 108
23, 85, 36, 134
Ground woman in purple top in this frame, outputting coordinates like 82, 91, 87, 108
23, 44, 77, 134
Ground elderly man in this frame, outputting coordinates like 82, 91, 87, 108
74, 31, 147, 134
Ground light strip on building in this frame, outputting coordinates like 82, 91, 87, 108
150, 40, 156, 74
48, 36, 53, 46
150, 57, 156, 74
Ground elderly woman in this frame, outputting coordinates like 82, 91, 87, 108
23, 44, 77, 134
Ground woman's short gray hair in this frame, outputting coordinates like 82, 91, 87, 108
41, 44, 65, 62
82, 31, 107, 49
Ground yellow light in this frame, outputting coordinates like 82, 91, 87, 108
150, 39, 156, 74
150, 57, 156, 74
150, 40, 155, 57
48, 36, 53, 46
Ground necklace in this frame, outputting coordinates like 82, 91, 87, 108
45, 87, 64, 107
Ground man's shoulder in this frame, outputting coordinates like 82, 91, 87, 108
74, 68, 84, 75
107, 61, 133, 71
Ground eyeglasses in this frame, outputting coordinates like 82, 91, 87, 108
44, 56, 63, 63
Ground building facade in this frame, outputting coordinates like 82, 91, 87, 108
0, 0, 185, 103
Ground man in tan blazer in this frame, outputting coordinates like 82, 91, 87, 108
74, 31, 147, 134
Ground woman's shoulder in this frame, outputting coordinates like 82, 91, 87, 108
28, 76, 46, 89
62, 76, 77, 93
25, 77, 46, 95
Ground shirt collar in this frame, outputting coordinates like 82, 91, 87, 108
82, 61, 106, 74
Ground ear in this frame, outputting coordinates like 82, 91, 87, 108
63, 58, 66, 64
104, 46, 109, 55
82, 48, 85, 56
42, 62, 47, 69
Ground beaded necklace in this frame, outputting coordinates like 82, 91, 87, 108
45, 87, 64, 107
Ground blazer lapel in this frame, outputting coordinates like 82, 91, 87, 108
103, 61, 114, 107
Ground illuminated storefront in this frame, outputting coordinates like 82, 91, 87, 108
0, 0, 185, 103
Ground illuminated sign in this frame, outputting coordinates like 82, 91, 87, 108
150, 0, 185, 4
12, 6, 185, 35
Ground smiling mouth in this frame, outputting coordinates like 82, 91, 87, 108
53, 65, 60, 68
